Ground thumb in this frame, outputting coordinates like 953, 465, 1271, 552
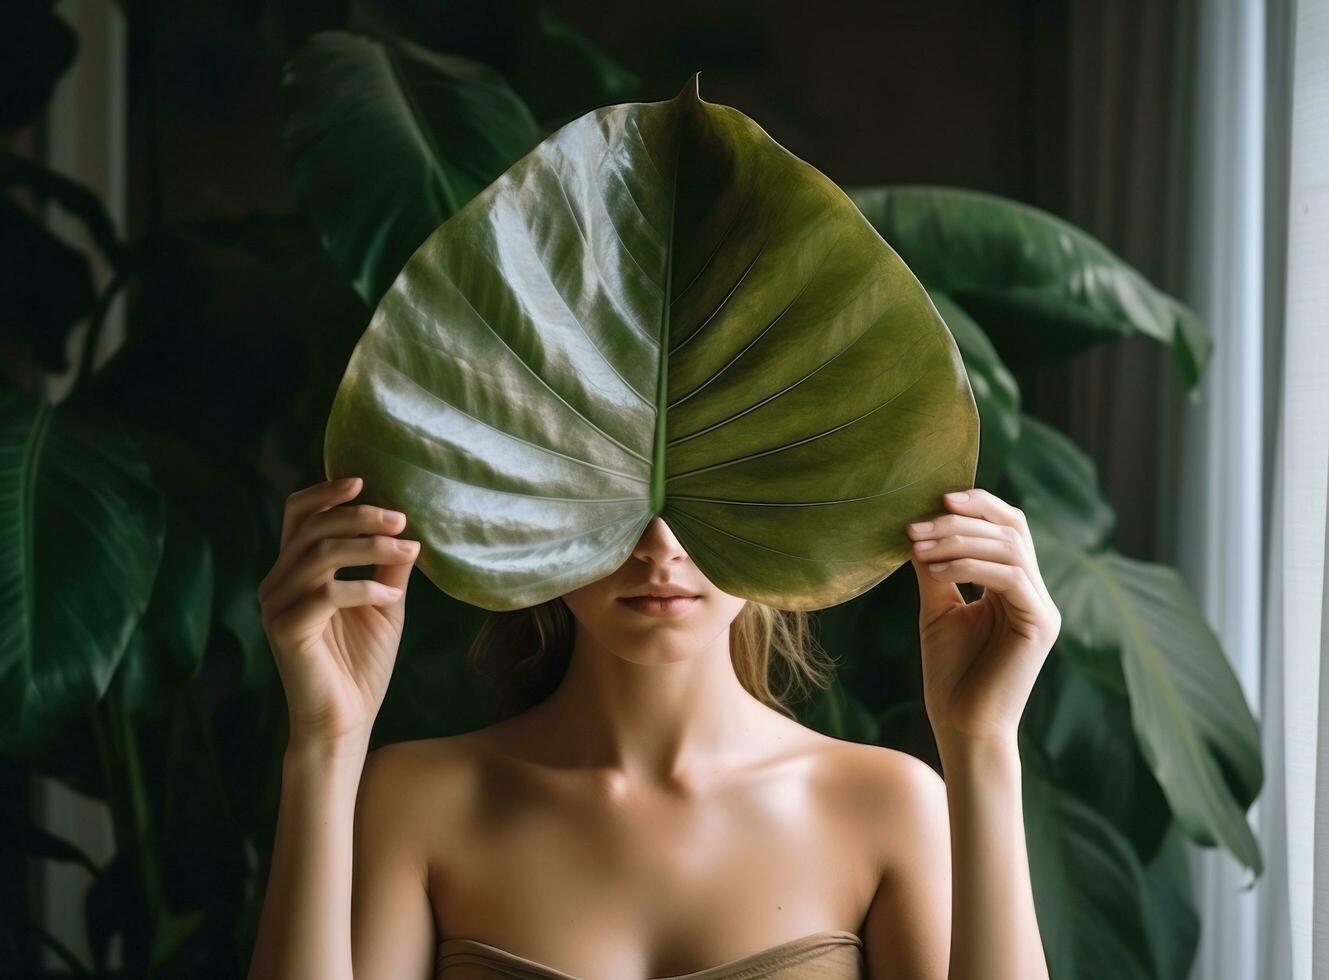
911, 555, 964, 630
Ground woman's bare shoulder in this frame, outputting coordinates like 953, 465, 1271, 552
357, 724, 516, 829
802, 730, 948, 848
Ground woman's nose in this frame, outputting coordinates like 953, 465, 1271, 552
631, 516, 689, 565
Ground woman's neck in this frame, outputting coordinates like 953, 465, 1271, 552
519, 627, 775, 789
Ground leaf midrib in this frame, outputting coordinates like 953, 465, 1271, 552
650, 118, 682, 515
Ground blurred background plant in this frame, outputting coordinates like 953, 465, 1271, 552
0, 1, 1260, 977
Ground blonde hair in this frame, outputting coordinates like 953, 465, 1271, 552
465, 598, 838, 720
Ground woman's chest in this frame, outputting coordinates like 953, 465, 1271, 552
424, 777, 881, 977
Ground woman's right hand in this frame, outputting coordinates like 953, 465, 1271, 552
258, 476, 420, 748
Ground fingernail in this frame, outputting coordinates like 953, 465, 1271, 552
914, 539, 937, 551
910, 521, 933, 533
929, 561, 950, 570
944, 491, 969, 502
386, 586, 402, 597
397, 539, 419, 553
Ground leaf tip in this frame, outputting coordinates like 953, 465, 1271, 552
679, 70, 703, 106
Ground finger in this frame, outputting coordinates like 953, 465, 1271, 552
911, 531, 1021, 567
261, 504, 407, 605
267, 578, 405, 637
911, 555, 964, 629
284, 503, 407, 563
280, 477, 363, 550
939, 488, 1028, 536
908, 514, 1035, 597
907, 513, 1017, 544
373, 544, 418, 593
936, 488, 1054, 606
263, 536, 419, 614
922, 557, 1047, 635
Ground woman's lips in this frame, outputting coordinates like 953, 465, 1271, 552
616, 595, 701, 618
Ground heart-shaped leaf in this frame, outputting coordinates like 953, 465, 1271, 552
325, 76, 979, 611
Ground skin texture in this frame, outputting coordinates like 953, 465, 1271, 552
246, 479, 1057, 980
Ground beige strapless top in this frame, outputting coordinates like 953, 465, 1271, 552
436, 929, 866, 979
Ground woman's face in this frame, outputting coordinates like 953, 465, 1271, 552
559, 516, 748, 666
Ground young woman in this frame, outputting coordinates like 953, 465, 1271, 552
246, 476, 1058, 980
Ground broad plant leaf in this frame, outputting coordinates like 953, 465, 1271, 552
1005, 411, 1116, 551
118, 504, 214, 713
509, 5, 642, 127
0, 388, 165, 751
1030, 520, 1263, 872
1023, 759, 1157, 980
1038, 667, 1170, 859
926, 289, 1020, 486
347, 1, 642, 128
844, 185, 1211, 390
325, 77, 979, 611
280, 30, 541, 305
1142, 825, 1200, 980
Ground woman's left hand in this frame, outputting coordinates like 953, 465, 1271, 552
907, 487, 1061, 749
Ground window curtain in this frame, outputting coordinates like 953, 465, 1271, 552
1176, 0, 1329, 978
1169, 0, 1269, 977
1268, 1, 1329, 977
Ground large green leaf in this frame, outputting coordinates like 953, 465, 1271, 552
1005, 411, 1116, 551
844, 185, 1211, 390
0, 388, 165, 751
280, 30, 541, 305
324, 77, 980, 612
1030, 520, 1263, 871
1023, 760, 1157, 980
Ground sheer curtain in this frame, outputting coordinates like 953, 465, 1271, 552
1273, 2, 1329, 977
1179, 0, 1329, 978
1172, 1, 1268, 978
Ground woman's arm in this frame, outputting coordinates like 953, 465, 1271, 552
248, 736, 437, 980
904, 487, 1058, 980
935, 735, 1044, 980
248, 733, 370, 980
244, 477, 425, 980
